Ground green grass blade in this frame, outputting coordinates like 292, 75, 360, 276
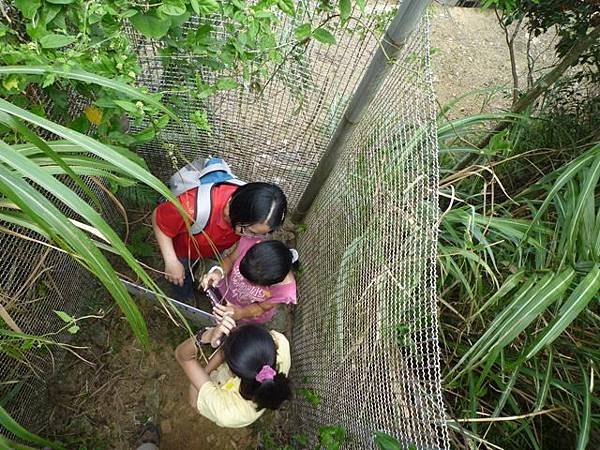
491, 269, 574, 351
0, 142, 184, 336
0, 404, 64, 449
576, 362, 592, 450
491, 362, 521, 418
0, 164, 149, 346
0, 112, 101, 210
14, 140, 149, 169
0, 65, 180, 124
525, 266, 600, 360
534, 349, 553, 412
526, 144, 600, 232
0, 98, 175, 204
566, 154, 600, 259
470, 270, 526, 320
447, 277, 538, 378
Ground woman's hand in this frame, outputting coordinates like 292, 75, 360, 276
165, 257, 185, 286
201, 266, 224, 290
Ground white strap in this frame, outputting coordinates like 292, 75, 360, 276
208, 266, 224, 276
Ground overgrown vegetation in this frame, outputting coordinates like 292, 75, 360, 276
439, 79, 599, 450
438, 3, 599, 449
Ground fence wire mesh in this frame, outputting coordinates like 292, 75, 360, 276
1, 1, 448, 448
291, 13, 448, 449
0, 177, 120, 436
128, 1, 399, 209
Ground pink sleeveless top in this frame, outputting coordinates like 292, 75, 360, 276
217, 236, 297, 324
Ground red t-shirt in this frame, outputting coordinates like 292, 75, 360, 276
155, 184, 240, 259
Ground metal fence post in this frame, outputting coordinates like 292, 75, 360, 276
290, 0, 432, 223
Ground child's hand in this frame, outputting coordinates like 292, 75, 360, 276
213, 303, 237, 321
165, 258, 185, 286
210, 315, 236, 347
201, 266, 224, 290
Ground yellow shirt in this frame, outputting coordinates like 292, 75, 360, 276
196, 331, 291, 428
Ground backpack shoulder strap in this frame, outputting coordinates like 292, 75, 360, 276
191, 179, 246, 235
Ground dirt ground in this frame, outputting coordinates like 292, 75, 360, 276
429, 6, 557, 117
45, 291, 256, 450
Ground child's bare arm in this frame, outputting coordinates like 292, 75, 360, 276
214, 301, 276, 321
201, 242, 239, 289
152, 208, 185, 286
175, 337, 211, 391
204, 349, 225, 373
176, 321, 234, 390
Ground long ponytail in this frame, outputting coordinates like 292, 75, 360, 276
223, 325, 292, 410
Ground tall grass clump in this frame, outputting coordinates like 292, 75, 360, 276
438, 90, 599, 450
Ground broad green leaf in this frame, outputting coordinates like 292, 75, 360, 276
159, 0, 187, 16
277, 0, 295, 16
373, 431, 401, 450
130, 13, 171, 39
133, 126, 156, 143
39, 34, 77, 49
14, 0, 41, 19
46, 0, 75, 4
294, 23, 312, 41
113, 100, 139, 114
0, 404, 63, 449
312, 28, 336, 45
191, 0, 219, 14
356, 0, 366, 13
524, 266, 600, 360
339, 0, 351, 24
53, 310, 74, 323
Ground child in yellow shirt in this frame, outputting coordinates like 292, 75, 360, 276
175, 317, 291, 428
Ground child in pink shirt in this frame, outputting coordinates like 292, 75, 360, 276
201, 237, 297, 324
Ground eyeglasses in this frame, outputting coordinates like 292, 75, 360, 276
237, 225, 270, 237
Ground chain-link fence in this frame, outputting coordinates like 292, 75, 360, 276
0, 179, 120, 435
1, 1, 447, 448
290, 15, 448, 450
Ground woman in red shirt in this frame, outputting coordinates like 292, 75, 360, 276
152, 182, 287, 301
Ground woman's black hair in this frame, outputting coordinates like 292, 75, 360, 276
223, 324, 292, 410
229, 182, 287, 231
239, 240, 298, 285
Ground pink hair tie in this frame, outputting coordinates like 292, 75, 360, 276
255, 365, 276, 383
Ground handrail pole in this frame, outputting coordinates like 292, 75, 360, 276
291, 0, 432, 223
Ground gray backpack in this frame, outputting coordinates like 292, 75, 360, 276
168, 157, 245, 235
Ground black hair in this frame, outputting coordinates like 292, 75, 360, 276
223, 324, 292, 410
229, 182, 287, 231
239, 240, 298, 286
